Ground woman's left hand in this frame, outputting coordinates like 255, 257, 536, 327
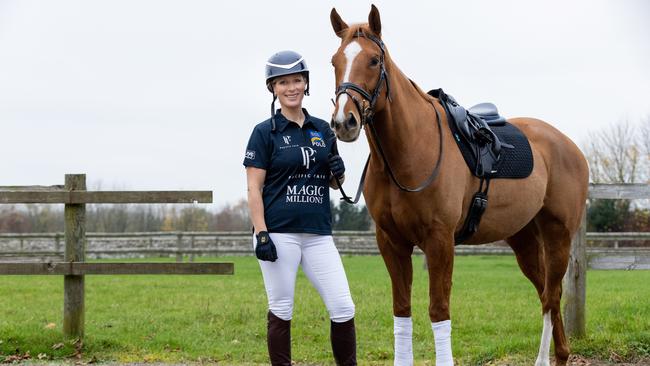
255, 231, 278, 262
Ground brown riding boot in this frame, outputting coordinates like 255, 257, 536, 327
267, 311, 291, 366
331, 318, 357, 366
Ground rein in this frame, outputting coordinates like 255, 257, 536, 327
333, 31, 444, 204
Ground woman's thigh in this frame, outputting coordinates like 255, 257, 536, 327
300, 234, 355, 321
255, 233, 302, 320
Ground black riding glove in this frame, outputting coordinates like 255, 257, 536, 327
328, 154, 346, 179
255, 231, 278, 262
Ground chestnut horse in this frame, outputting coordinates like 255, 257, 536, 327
329, 5, 588, 366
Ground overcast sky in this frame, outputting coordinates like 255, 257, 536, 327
1, 0, 649, 209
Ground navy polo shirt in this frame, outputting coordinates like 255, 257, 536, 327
243, 109, 336, 235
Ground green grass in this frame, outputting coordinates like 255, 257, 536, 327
1, 255, 649, 365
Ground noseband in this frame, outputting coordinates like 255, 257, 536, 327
334, 30, 391, 126
332, 30, 444, 204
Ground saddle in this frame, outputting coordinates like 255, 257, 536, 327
428, 89, 513, 177
428, 88, 534, 244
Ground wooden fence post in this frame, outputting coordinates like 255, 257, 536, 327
63, 174, 86, 339
55, 233, 61, 255
176, 233, 183, 262
563, 207, 587, 338
189, 234, 195, 263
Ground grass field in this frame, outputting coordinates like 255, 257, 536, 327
1, 255, 649, 365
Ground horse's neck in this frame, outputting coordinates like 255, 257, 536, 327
368, 69, 441, 175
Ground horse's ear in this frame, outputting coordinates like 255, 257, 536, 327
368, 4, 381, 36
330, 8, 348, 38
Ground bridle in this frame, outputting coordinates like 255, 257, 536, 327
331, 30, 444, 204
333, 30, 391, 127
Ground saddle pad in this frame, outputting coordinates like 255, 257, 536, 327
449, 119, 534, 179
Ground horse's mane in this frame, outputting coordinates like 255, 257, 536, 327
408, 78, 438, 104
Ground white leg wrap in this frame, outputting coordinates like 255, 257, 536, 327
535, 312, 553, 366
431, 319, 454, 366
393, 316, 413, 366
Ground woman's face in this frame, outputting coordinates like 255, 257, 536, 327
272, 73, 306, 109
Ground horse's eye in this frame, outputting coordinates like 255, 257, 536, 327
369, 57, 380, 67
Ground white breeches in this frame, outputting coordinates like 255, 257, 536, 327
255, 232, 355, 323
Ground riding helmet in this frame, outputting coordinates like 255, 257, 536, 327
265, 50, 310, 95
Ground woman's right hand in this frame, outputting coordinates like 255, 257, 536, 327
255, 231, 278, 262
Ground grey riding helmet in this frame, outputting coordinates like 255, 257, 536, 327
265, 50, 310, 96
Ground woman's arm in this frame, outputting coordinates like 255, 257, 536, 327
246, 167, 267, 235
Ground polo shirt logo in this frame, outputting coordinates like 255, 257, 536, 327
300, 147, 316, 169
309, 130, 326, 148
282, 135, 292, 145
286, 184, 325, 204
245, 150, 256, 160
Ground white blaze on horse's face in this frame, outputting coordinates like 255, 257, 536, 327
336, 41, 362, 121
332, 41, 363, 142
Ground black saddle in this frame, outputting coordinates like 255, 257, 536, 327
429, 88, 522, 178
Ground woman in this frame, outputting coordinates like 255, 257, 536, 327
243, 50, 356, 365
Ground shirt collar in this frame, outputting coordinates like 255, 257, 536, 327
275, 108, 316, 132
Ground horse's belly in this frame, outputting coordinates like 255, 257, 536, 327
464, 177, 546, 244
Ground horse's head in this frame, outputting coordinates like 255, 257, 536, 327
330, 5, 390, 142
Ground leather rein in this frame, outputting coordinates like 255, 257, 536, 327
332, 30, 444, 204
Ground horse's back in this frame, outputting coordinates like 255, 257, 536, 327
508, 117, 588, 193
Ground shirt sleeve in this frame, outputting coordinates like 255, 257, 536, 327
243, 125, 271, 169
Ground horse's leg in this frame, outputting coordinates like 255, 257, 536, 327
507, 221, 552, 366
376, 227, 414, 366
506, 221, 545, 297
422, 230, 455, 366
536, 211, 573, 366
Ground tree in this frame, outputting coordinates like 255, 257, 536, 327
26, 205, 62, 232
214, 199, 251, 231
331, 201, 372, 231
641, 115, 650, 182
587, 200, 627, 232
583, 119, 649, 233
585, 120, 641, 184
0, 206, 31, 233
178, 206, 211, 231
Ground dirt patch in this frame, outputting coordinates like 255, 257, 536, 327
567, 355, 650, 366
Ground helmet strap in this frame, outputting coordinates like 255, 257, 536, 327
270, 95, 278, 132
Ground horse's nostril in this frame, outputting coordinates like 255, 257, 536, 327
346, 113, 358, 129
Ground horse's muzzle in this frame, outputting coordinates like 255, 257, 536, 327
331, 113, 358, 131
331, 113, 360, 142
